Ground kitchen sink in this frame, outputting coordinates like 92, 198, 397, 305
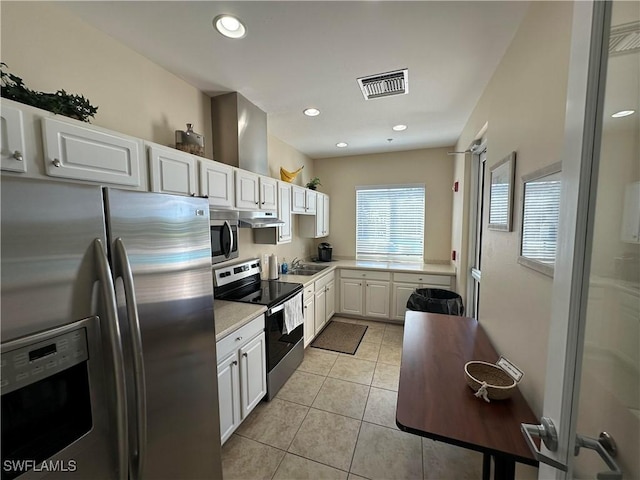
288, 264, 329, 276
287, 269, 321, 276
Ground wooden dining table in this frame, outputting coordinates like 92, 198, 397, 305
396, 311, 539, 480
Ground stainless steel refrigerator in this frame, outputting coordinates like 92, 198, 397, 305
1, 177, 222, 480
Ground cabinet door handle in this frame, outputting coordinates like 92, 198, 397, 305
261, 201, 265, 205
235, 336, 243, 342
242, 353, 248, 358
12, 151, 23, 161
52, 158, 62, 167
232, 360, 238, 366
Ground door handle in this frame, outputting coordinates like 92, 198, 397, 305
93, 239, 129, 480
575, 432, 622, 480
113, 238, 147, 480
520, 417, 568, 471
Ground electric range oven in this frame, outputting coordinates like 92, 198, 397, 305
213, 259, 304, 400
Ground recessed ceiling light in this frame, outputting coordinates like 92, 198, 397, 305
611, 110, 635, 118
392, 124, 407, 131
213, 14, 246, 39
336, 142, 348, 148
303, 108, 320, 117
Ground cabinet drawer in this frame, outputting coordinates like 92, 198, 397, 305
340, 269, 390, 281
393, 272, 451, 286
304, 285, 314, 301
217, 314, 265, 361
315, 271, 335, 290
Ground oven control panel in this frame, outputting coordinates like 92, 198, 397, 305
213, 258, 261, 287
1, 327, 88, 395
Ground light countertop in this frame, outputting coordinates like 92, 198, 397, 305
278, 259, 456, 287
214, 300, 267, 342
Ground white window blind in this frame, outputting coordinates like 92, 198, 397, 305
521, 174, 562, 264
356, 185, 425, 261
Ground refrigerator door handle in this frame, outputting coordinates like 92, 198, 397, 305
113, 238, 147, 480
93, 238, 129, 480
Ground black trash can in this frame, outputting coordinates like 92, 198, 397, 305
406, 288, 465, 316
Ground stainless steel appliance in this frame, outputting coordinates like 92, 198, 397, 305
210, 210, 239, 264
318, 242, 333, 262
1, 177, 222, 480
213, 259, 303, 400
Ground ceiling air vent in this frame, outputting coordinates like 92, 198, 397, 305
609, 21, 640, 56
357, 68, 408, 100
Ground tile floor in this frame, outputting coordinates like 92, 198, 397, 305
221, 316, 484, 480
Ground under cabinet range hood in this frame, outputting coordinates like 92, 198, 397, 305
238, 211, 285, 228
211, 92, 269, 175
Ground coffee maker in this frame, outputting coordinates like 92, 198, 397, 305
318, 242, 333, 262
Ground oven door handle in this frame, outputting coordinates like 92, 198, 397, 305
113, 238, 147, 480
94, 238, 128, 480
268, 303, 285, 316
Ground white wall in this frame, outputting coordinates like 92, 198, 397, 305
452, 1, 574, 420
315, 147, 454, 262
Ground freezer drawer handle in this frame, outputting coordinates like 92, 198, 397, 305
575, 432, 622, 480
114, 238, 148, 480
94, 238, 129, 480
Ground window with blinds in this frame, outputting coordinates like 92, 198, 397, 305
356, 185, 425, 261
520, 172, 562, 265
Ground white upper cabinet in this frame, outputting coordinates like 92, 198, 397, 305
42, 117, 142, 187
235, 169, 260, 209
300, 192, 330, 238
148, 143, 197, 196
277, 181, 292, 243
259, 176, 278, 211
1, 104, 27, 173
291, 185, 317, 214
200, 161, 235, 209
235, 170, 277, 211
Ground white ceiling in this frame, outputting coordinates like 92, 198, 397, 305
61, 1, 530, 159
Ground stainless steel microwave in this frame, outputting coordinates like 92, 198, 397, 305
210, 210, 239, 264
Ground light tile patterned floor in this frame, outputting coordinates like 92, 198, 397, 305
222, 316, 484, 480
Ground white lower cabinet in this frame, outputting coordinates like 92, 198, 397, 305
303, 285, 315, 347
391, 272, 454, 321
314, 272, 336, 334
216, 314, 266, 444
339, 269, 391, 319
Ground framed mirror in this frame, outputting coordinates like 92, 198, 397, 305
518, 161, 562, 277
488, 152, 516, 231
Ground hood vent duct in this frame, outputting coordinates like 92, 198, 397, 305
211, 92, 269, 175
357, 68, 409, 100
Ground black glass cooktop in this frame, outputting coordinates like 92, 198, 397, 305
216, 279, 302, 308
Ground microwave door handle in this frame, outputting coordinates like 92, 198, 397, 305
113, 238, 147, 480
224, 220, 233, 258
93, 239, 129, 480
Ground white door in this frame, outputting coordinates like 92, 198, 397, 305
1, 104, 27, 173
365, 281, 390, 318
469, 146, 486, 319
277, 181, 292, 243
200, 161, 234, 208
239, 333, 266, 418
259, 176, 278, 211
235, 170, 259, 209
148, 144, 197, 196
217, 353, 240, 444
315, 288, 326, 334
531, 2, 639, 479
303, 293, 315, 347
340, 279, 363, 316
315, 193, 325, 237
325, 280, 336, 320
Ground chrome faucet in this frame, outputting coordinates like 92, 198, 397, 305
291, 257, 303, 270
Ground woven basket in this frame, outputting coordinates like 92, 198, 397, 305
464, 361, 517, 400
